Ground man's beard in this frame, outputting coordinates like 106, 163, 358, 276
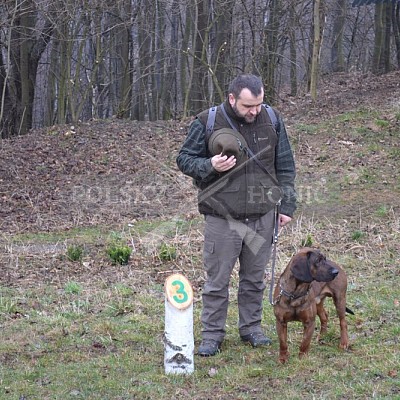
232, 103, 258, 124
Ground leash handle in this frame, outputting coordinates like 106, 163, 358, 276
273, 200, 280, 243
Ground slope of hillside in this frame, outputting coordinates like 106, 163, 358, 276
1, 71, 399, 235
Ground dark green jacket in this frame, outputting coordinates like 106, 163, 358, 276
176, 100, 297, 219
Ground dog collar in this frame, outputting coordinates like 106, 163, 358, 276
273, 284, 311, 305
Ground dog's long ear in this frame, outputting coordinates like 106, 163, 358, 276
290, 252, 314, 282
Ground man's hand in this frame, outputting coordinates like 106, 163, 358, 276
211, 153, 236, 172
279, 214, 292, 227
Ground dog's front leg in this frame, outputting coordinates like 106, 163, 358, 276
299, 318, 315, 357
334, 297, 350, 350
276, 319, 289, 363
338, 314, 349, 349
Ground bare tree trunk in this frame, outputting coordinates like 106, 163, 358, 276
0, 48, 7, 137
44, 41, 56, 127
372, 3, 385, 75
114, 1, 132, 119
211, 0, 235, 103
371, 2, 392, 75
55, 20, 69, 125
190, 0, 210, 115
0, 3, 17, 138
147, 3, 157, 121
382, 2, 392, 73
393, 2, 400, 69
346, 6, 360, 70
261, 0, 282, 103
331, 0, 346, 72
289, 2, 297, 96
310, 0, 324, 102
133, 1, 157, 121
11, 0, 53, 135
18, 2, 34, 134
160, 0, 180, 119
180, 3, 191, 118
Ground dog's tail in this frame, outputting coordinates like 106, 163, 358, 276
346, 306, 355, 315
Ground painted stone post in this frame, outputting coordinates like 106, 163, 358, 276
164, 273, 194, 375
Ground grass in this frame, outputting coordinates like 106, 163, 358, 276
1, 210, 399, 399
66, 245, 84, 262
64, 281, 83, 295
1, 104, 399, 399
8, 226, 108, 244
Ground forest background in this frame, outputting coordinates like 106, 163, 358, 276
0, 0, 399, 138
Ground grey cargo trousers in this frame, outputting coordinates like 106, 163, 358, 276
201, 210, 275, 342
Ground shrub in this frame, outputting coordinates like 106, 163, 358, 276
159, 243, 177, 261
107, 245, 132, 265
66, 244, 84, 262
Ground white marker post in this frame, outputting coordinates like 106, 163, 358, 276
164, 273, 194, 375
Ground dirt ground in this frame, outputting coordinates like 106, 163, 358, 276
0, 70, 399, 289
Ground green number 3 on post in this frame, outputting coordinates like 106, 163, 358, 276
172, 280, 188, 303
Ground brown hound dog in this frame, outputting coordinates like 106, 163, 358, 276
273, 248, 353, 363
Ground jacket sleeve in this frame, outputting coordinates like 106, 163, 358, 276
274, 115, 297, 217
176, 118, 220, 184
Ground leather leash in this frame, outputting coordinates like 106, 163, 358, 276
269, 201, 280, 305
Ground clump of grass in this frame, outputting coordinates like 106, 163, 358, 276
64, 281, 83, 295
113, 284, 133, 297
374, 119, 389, 128
107, 244, 132, 265
66, 244, 84, 262
295, 123, 319, 135
106, 230, 132, 265
388, 147, 400, 159
159, 242, 177, 261
351, 230, 365, 241
301, 233, 313, 247
109, 231, 124, 242
0, 296, 18, 316
375, 205, 388, 218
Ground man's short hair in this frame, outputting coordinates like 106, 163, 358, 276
228, 74, 263, 98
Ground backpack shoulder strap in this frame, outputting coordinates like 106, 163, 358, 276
263, 104, 279, 132
205, 106, 218, 142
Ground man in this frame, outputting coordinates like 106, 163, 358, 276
176, 74, 296, 356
